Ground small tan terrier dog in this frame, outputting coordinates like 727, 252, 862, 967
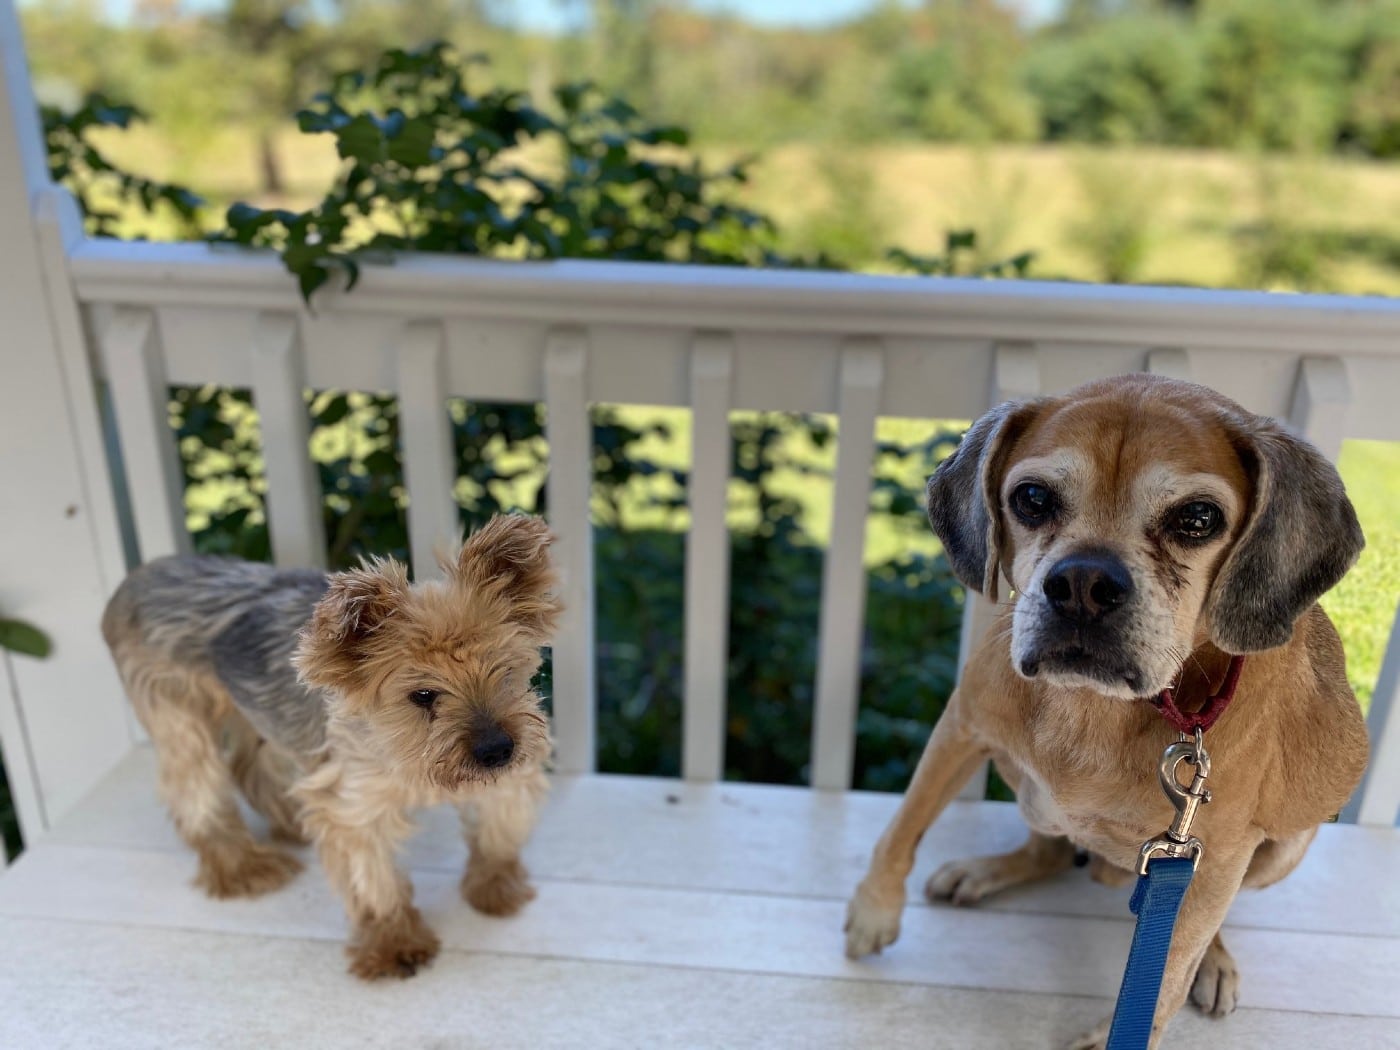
102, 514, 561, 979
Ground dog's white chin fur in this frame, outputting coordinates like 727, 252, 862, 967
1011, 602, 1184, 702
1026, 666, 1145, 700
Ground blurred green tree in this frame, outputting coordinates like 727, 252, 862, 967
1027, 10, 1204, 144
1196, 0, 1351, 152
887, 0, 1040, 142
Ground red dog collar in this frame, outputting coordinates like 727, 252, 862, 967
1151, 654, 1247, 735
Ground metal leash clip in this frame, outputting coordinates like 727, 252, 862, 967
1136, 727, 1211, 875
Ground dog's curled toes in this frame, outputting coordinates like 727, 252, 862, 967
924, 855, 1010, 906
347, 906, 442, 980
1190, 934, 1241, 1018
462, 858, 536, 917
843, 880, 905, 959
195, 841, 303, 899
924, 856, 1024, 907
1065, 1016, 1112, 1050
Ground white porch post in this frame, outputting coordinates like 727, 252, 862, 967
0, 1, 133, 839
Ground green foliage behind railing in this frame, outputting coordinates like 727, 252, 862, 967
40, 94, 205, 239
0, 618, 51, 859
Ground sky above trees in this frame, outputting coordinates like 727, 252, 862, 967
85, 0, 1064, 31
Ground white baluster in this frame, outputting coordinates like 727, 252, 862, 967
250, 312, 325, 569
683, 333, 735, 783
100, 307, 189, 561
1289, 355, 1351, 462
1146, 347, 1192, 380
811, 339, 885, 791
1342, 603, 1400, 826
396, 322, 457, 581
544, 329, 596, 774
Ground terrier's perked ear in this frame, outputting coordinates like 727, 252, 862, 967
293, 557, 410, 692
445, 514, 562, 643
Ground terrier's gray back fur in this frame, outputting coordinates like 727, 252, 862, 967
105, 555, 332, 754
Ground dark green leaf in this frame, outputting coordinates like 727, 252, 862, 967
0, 619, 51, 659
336, 113, 385, 164
946, 229, 977, 252
297, 262, 332, 304
386, 117, 436, 168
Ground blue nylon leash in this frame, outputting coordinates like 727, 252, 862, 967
1100, 656, 1247, 1049
1104, 857, 1196, 1050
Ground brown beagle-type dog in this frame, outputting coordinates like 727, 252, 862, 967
844, 374, 1369, 1048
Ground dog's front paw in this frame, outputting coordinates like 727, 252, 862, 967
347, 907, 442, 980
1191, 935, 1240, 1018
195, 841, 303, 899
462, 857, 536, 917
844, 880, 904, 959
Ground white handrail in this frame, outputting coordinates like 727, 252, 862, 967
68, 239, 1400, 356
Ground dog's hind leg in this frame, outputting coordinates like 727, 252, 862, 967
128, 662, 302, 898
226, 713, 307, 844
1242, 827, 1316, 889
925, 830, 1077, 906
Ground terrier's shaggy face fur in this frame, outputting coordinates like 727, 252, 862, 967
102, 514, 561, 980
294, 519, 558, 795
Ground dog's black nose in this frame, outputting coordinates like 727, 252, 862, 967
1043, 552, 1133, 624
472, 727, 515, 769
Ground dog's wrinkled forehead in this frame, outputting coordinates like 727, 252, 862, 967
1003, 395, 1252, 515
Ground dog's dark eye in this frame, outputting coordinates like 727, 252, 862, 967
1172, 501, 1224, 541
409, 688, 440, 709
1010, 482, 1056, 525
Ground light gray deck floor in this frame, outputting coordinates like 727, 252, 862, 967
2, 748, 1397, 1049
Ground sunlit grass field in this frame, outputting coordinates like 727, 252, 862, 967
739, 143, 1400, 295
92, 126, 1400, 297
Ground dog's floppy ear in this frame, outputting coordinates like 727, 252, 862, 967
1205, 420, 1364, 653
927, 399, 1044, 600
446, 514, 562, 642
294, 557, 411, 692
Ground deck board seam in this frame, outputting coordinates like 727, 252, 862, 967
2, 912, 1393, 1023
17, 838, 1400, 942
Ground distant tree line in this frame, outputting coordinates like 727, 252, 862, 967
22, 0, 1400, 200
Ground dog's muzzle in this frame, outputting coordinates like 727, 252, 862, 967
1019, 549, 1147, 693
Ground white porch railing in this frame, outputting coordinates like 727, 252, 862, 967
2, 1, 1399, 855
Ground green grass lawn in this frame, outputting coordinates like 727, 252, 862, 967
1325, 440, 1400, 707
727, 142, 1400, 296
